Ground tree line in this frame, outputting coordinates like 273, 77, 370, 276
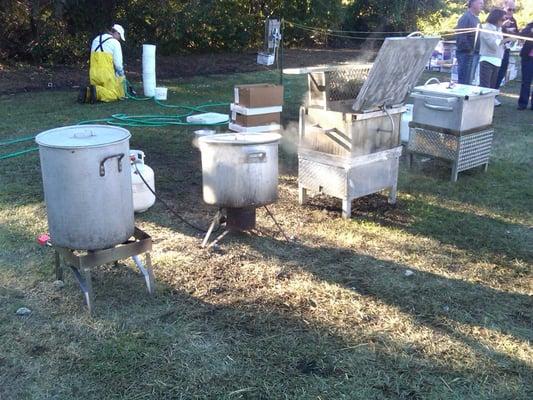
3, 0, 529, 65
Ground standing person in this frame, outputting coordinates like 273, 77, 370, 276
78, 24, 126, 103
479, 9, 510, 105
496, 1, 519, 89
517, 21, 533, 110
455, 0, 484, 85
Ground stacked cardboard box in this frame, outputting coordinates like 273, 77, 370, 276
229, 84, 283, 133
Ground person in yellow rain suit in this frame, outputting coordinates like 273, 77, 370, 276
78, 24, 126, 103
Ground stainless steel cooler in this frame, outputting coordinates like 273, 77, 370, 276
411, 82, 498, 132
294, 35, 439, 218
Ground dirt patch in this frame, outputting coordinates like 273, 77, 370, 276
0, 48, 371, 94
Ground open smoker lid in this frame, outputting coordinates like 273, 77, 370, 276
352, 35, 440, 112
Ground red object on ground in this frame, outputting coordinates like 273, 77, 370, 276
37, 234, 50, 246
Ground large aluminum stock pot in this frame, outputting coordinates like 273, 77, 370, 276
35, 125, 134, 250
198, 133, 281, 208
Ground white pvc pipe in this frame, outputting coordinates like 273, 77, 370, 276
142, 44, 156, 97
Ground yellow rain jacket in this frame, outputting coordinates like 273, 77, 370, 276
89, 35, 125, 102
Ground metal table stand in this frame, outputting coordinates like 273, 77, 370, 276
407, 122, 494, 182
53, 227, 155, 314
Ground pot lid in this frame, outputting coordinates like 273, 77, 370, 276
35, 125, 131, 149
352, 36, 440, 111
413, 82, 499, 97
198, 132, 281, 145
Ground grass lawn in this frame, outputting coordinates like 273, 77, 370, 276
0, 70, 532, 399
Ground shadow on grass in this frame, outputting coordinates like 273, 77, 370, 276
1, 220, 531, 399
239, 232, 532, 350
301, 189, 532, 267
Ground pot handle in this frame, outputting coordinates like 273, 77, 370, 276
423, 102, 454, 112
99, 153, 125, 177
246, 151, 267, 163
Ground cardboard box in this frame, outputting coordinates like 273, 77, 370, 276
233, 112, 280, 127
234, 84, 283, 108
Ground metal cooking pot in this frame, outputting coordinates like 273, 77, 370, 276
198, 133, 281, 208
35, 125, 134, 250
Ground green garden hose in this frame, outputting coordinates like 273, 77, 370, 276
1, 90, 230, 159
0, 147, 39, 160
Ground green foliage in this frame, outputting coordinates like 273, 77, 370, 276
0, 0, 444, 64
418, 0, 533, 36
4, 0, 530, 64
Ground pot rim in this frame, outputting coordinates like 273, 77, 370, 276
36, 124, 131, 149
198, 132, 281, 146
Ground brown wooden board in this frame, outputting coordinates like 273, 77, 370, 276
352, 36, 440, 112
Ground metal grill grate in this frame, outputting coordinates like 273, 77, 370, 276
327, 66, 372, 102
408, 128, 458, 160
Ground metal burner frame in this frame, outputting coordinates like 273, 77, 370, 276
201, 206, 289, 249
53, 227, 155, 314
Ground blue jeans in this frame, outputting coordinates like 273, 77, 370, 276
457, 52, 479, 85
518, 58, 533, 109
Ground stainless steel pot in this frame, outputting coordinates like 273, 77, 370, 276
198, 133, 281, 208
35, 125, 134, 250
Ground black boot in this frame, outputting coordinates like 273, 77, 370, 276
89, 85, 97, 104
77, 86, 88, 103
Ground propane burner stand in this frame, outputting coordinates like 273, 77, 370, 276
53, 227, 155, 314
202, 206, 289, 248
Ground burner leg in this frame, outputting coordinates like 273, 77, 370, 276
54, 250, 63, 281
206, 230, 230, 249
70, 266, 94, 314
202, 210, 222, 248
132, 254, 155, 295
264, 206, 291, 242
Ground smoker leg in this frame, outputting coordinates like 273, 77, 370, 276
70, 266, 94, 314
483, 162, 489, 172
408, 152, 414, 168
341, 198, 352, 219
388, 185, 398, 205
132, 253, 155, 295
54, 250, 63, 281
451, 163, 459, 182
298, 185, 308, 205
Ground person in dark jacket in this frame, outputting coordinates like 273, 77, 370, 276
455, 0, 484, 84
518, 22, 533, 110
496, 1, 519, 89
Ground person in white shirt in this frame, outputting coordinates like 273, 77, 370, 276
78, 24, 126, 103
479, 9, 512, 105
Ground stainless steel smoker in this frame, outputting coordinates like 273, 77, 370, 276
288, 35, 439, 218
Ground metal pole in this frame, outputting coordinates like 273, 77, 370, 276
280, 18, 284, 86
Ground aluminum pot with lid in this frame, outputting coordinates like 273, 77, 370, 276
198, 133, 281, 208
35, 125, 134, 250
